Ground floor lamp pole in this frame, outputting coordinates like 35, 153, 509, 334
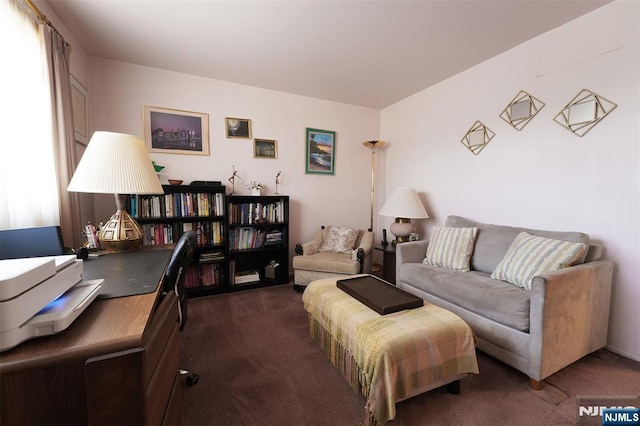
362, 140, 386, 232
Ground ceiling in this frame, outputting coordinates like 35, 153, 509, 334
46, 0, 611, 109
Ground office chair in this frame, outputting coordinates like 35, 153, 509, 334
163, 230, 199, 385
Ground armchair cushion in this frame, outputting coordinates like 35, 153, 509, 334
319, 226, 360, 254
293, 251, 363, 274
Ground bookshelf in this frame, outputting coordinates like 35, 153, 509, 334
228, 195, 290, 290
130, 184, 228, 297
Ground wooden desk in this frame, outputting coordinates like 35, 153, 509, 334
0, 249, 181, 426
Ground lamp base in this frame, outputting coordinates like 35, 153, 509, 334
98, 209, 143, 253
389, 218, 415, 244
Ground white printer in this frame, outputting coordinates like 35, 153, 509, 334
0, 255, 102, 351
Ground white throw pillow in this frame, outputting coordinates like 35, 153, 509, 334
318, 226, 360, 254
491, 232, 587, 290
423, 226, 478, 272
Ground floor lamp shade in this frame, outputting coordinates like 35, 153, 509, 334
379, 187, 428, 243
67, 131, 163, 252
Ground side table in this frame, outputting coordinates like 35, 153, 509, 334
374, 244, 396, 284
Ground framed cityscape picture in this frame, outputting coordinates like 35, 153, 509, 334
143, 106, 210, 155
254, 138, 277, 158
305, 127, 335, 175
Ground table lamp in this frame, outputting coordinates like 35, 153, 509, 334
67, 131, 163, 252
379, 187, 429, 244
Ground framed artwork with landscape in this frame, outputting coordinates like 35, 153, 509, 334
143, 106, 210, 155
225, 117, 252, 138
305, 127, 335, 175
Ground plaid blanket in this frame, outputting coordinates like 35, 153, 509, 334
303, 278, 479, 425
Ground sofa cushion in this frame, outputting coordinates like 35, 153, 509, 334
319, 226, 359, 254
491, 232, 588, 290
445, 215, 590, 274
423, 226, 478, 272
292, 251, 361, 274
399, 263, 531, 332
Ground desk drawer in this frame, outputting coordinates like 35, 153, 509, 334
147, 322, 180, 426
144, 292, 179, 384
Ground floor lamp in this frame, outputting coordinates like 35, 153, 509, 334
362, 140, 386, 232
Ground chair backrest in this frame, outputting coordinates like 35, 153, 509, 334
0, 226, 65, 260
163, 230, 197, 330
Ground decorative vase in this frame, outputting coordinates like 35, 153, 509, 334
251, 188, 261, 196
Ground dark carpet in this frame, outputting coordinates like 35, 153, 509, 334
181, 284, 640, 425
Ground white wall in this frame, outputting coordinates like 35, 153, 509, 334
88, 59, 381, 262
380, 1, 639, 360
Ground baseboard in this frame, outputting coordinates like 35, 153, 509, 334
604, 344, 640, 362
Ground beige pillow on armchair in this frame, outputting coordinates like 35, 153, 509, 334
319, 226, 360, 254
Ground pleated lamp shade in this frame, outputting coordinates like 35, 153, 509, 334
379, 187, 428, 243
68, 131, 163, 252
67, 131, 163, 195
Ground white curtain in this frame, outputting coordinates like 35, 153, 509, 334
0, 0, 60, 230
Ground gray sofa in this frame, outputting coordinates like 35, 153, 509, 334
396, 215, 614, 388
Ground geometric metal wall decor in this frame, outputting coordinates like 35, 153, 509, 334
460, 120, 495, 156
499, 90, 545, 131
553, 89, 617, 137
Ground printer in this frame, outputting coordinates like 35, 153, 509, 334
0, 255, 102, 351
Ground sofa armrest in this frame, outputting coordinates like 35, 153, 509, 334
396, 241, 428, 265
527, 259, 614, 380
396, 240, 429, 282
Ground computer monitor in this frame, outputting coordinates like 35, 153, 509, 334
0, 226, 65, 260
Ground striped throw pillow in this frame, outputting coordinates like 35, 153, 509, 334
491, 232, 587, 290
423, 226, 478, 272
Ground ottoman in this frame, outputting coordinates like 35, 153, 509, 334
302, 276, 479, 425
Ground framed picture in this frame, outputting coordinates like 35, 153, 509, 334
254, 138, 277, 159
143, 106, 209, 155
225, 117, 252, 138
305, 127, 335, 175
70, 75, 89, 145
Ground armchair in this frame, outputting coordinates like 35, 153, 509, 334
292, 225, 374, 291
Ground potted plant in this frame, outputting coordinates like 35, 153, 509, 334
246, 181, 264, 196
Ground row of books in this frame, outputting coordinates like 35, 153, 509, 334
131, 192, 225, 219
228, 200, 286, 225
229, 227, 285, 250
141, 221, 224, 246
184, 263, 223, 288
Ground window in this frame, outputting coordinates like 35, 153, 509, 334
0, 0, 60, 229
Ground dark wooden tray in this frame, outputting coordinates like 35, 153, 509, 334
337, 275, 423, 315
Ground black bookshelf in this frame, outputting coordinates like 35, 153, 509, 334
129, 184, 228, 297
227, 195, 290, 290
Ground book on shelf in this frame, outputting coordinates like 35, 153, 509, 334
228, 200, 286, 224
131, 192, 225, 219
234, 270, 260, 285
199, 251, 225, 262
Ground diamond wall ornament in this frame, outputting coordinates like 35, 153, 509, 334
500, 90, 545, 131
461, 121, 495, 156
553, 89, 617, 137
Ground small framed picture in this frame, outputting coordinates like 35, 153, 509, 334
254, 138, 277, 159
225, 117, 252, 138
143, 106, 210, 155
305, 127, 335, 175
70, 75, 89, 145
